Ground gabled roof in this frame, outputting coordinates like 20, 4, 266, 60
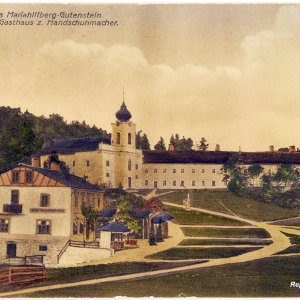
37, 136, 111, 155
142, 150, 300, 165
100, 222, 130, 232
3, 164, 102, 191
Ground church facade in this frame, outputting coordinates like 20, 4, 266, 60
37, 102, 300, 190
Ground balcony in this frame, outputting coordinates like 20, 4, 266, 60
3, 204, 23, 214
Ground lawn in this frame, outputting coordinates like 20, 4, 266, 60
282, 232, 300, 244
181, 227, 271, 238
179, 238, 272, 246
22, 256, 300, 297
0, 261, 199, 293
275, 245, 300, 255
160, 190, 300, 221
165, 205, 248, 226
145, 247, 261, 260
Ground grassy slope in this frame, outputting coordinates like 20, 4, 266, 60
179, 238, 272, 246
146, 247, 261, 260
181, 227, 271, 238
161, 190, 300, 221
165, 205, 248, 226
24, 256, 300, 297
275, 245, 300, 255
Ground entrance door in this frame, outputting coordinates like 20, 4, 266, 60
154, 181, 158, 188
7, 242, 16, 258
128, 177, 132, 189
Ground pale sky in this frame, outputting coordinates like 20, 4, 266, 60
0, 4, 299, 151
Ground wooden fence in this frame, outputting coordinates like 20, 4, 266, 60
0, 265, 46, 286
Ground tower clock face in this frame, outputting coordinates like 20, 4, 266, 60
128, 122, 132, 127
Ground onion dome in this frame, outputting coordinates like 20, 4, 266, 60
116, 101, 132, 122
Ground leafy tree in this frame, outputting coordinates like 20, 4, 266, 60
154, 137, 166, 150
169, 134, 193, 150
136, 131, 150, 150
199, 137, 209, 151
273, 164, 299, 188
81, 201, 99, 241
0, 112, 43, 169
248, 164, 264, 185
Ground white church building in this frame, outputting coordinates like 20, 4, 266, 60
37, 102, 300, 190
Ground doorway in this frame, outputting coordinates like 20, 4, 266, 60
6, 242, 16, 258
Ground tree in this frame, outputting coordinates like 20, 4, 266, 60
247, 164, 264, 185
114, 194, 142, 233
81, 201, 99, 241
273, 164, 299, 188
199, 137, 209, 151
169, 134, 193, 150
0, 112, 43, 169
154, 137, 166, 150
136, 131, 150, 150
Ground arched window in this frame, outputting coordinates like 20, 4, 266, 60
73, 222, 78, 235
128, 133, 132, 145
128, 159, 132, 171
116, 132, 121, 145
79, 221, 84, 234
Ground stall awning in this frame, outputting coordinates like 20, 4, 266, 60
152, 212, 173, 224
98, 208, 117, 218
100, 222, 130, 232
130, 210, 150, 219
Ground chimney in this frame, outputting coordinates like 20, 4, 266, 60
289, 145, 296, 153
215, 144, 220, 151
50, 161, 60, 172
168, 144, 174, 151
269, 145, 275, 152
194, 143, 200, 151
31, 155, 40, 168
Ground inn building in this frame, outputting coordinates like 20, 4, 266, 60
37, 102, 300, 190
0, 162, 105, 265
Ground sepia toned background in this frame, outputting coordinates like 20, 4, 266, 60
0, 4, 299, 151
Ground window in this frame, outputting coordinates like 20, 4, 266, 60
181, 169, 184, 173
212, 169, 216, 173
192, 180, 195, 187
173, 180, 176, 186
106, 173, 110, 177
202, 181, 205, 186
154, 169, 157, 173
180, 181, 184, 187
192, 169, 195, 174
212, 181, 216, 187
39, 245, 48, 252
163, 169, 166, 173
117, 132, 121, 144
86, 160, 90, 167
128, 159, 132, 171
145, 169, 148, 173
173, 169, 176, 173
37, 220, 51, 234
106, 161, 110, 167
135, 164, 138, 170
0, 219, 9, 232
11, 190, 19, 204
154, 181, 158, 188
145, 180, 148, 186
163, 180, 166, 186
40, 194, 50, 207
12, 171, 19, 183
128, 133, 132, 145
98, 198, 101, 207
25, 171, 33, 183
202, 169, 205, 173
72, 161, 75, 167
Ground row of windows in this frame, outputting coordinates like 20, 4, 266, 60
0, 219, 51, 234
144, 168, 220, 174
144, 180, 217, 187
11, 170, 33, 184
72, 160, 139, 171
116, 132, 132, 145
9, 190, 50, 207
